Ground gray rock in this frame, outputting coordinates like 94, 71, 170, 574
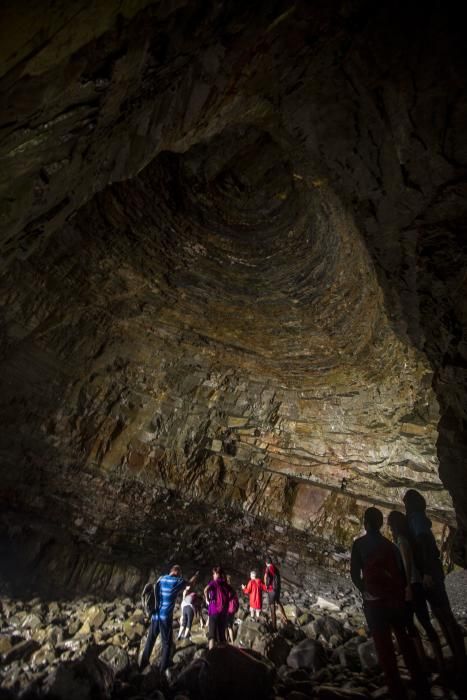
99, 644, 130, 675
357, 639, 378, 670
287, 638, 327, 671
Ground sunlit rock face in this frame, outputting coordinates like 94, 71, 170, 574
1, 0, 466, 584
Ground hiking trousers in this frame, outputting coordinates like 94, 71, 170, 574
365, 604, 429, 700
141, 614, 172, 671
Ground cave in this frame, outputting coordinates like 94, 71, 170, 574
1, 0, 466, 696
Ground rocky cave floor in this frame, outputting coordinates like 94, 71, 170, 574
1, 568, 467, 700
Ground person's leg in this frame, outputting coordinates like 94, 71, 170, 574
208, 614, 217, 650
412, 584, 445, 672
372, 624, 408, 700
249, 606, 255, 620
140, 616, 160, 669
269, 600, 277, 631
431, 604, 466, 672
392, 620, 430, 698
159, 617, 173, 672
427, 581, 466, 674
254, 608, 260, 620
227, 624, 234, 643
178, 610, 186, 639
185, 607, 194, 637
217, 614, 227, 644
404, 601, 429, 671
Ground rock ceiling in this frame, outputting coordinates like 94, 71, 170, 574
1, 0, 466, 569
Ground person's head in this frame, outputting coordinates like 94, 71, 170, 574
265, 556, 273, 567
403, 489, 426, 514
226, 574, 232, 585
250, 570, 257, 579
170, 564, 182, 577
212, 565, 225, 580
387, 510, 410, 539
363, 507, 383, 532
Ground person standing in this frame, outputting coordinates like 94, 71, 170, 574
204, 566, 231, 650
241, 570, 263, 621
403, 489, 466, 677
177, 587, 198, 640
140, 565, 198, 672
225, 575, 239, 643
264, 557, 288, 631
387, 509, 445, 672
351, 507, 430, 700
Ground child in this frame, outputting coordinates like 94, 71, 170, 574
241, 570, 263, 621
178, 587, 198, 640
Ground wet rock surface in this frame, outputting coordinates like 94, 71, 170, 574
1, 573, 466, 699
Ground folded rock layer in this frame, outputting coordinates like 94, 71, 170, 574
1, 0, 466, 578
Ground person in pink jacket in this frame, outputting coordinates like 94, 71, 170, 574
241, 570, 263, 621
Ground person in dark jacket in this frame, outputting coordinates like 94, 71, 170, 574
351, 507, 429, 700
403, 489, 466, 676
388, 509, 444, 671
264, 557, 288, 631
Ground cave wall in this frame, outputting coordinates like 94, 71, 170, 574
1, 0, 467, 572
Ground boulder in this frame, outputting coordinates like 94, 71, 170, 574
0, 635, 13, 655
178, 645, 274, 700
21, 613, 43, 631
84, 605, 106, 630
99, 645, 130, 675
45, 647, 115, 700
314, 597, 341, 612
332, 636, 365, 671
123, 618, 145, 641
236, 618, 268, 649
3, 639, 40, 664
357, 639, 378, 670
286, 639, 327, 671
252, 634, 291, 667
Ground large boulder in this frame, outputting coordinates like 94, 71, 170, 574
287, 638, 327, 671
175, 645, 274, 700
99, 644, 130, 675
235, 618, 269, 649
45, 647, 115, 700
252, 634, 292, 667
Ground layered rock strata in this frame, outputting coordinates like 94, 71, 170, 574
1, 0, 467, 573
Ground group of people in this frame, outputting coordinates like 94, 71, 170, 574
140, 487, 464, 700
139, 557, 288, 672
351, 489, 465, 699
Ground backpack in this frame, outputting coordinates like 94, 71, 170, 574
210, 580, 230, 613
141, 579, 159, 618
362, 539, 405, 605
228, 588, 239, 614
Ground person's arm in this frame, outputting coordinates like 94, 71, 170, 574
350, 542, 364, 594
154, 577, 162, 612
398, 539, 414, 601
204, 583, 210, 605
187, 570, 199, 587
414, 533, 437, 586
